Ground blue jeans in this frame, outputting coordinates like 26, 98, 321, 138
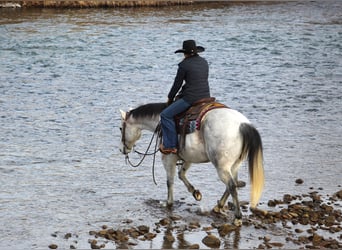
160, 98, 191, 148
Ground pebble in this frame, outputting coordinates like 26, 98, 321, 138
218, 224, 237, 237
250, 190, 342, 249
54, 189, 341, 249
202, 234, 220, 248
295, 178, 304, 184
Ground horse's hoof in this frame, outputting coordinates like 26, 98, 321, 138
193, 190, 202, 201
212, 205, 229, 216
237, 180, 246, 188
234, 218, 242, 227
213, 205, 221, 213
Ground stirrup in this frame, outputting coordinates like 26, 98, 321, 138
159, 144, 177, 154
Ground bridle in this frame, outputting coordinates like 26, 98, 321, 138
121, 112, 161, 184
120, 111, 131, 153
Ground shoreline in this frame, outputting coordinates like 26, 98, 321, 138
0, 0, 291, 8
0, 0, 194, 8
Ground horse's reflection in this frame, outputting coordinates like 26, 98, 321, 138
160, 223, 242, 249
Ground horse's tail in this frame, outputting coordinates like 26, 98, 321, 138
239, 123, 264, 208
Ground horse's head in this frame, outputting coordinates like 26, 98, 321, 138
119, 110, 142, 155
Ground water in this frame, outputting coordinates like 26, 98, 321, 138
0, 1, 341, 249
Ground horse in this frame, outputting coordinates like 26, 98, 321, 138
119, 102, 264, 226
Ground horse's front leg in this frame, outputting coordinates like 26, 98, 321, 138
178, 162, 202, 201
162, 154, 178, 207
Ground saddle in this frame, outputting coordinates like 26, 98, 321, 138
174, 97, 228, 149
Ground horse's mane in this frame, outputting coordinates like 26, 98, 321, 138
129, 102, 167, 120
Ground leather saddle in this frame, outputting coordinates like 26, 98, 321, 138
174, 97, 228, 149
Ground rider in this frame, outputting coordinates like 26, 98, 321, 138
160, 40, 211, 154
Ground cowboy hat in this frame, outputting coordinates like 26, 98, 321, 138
175, 40, 205, 54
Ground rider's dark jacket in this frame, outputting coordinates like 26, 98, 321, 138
167, 54, 210, 104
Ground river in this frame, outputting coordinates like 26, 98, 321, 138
0, 1, 341, 249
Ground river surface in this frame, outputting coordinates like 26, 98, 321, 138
0, 1, 341, 249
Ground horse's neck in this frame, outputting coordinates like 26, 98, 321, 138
138, 115, 160, 133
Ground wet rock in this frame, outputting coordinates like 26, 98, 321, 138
189, 221, 201, 229
202, 226, 213, 231
159, 218, 171, 226
295, 178, 304, 184
251, 207, 268, 217
144, 232, 157, 240
263, 235, 271, 242
334, 189, 342, 199
267, 199, 277, 207
202, 234, 220, 248
188, 243, 200, 249
218, 224, 237, 237
269, 242, 284, 247
48, 244, 58, 249
116, 230, 130, 242
137, 225, 149, 234
163, 233, 175, 242
311, 233, 323, 246
97, 230, 107, 237
89, 239, 100, 249
170, 214, 182, 221
325, 215, 336, 227
122, 219, 133, 224
283, 194, 294, 203
257, 243, 265, 249
64, 233, 72, 239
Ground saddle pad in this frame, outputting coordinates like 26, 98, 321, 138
176, 101, 228, 135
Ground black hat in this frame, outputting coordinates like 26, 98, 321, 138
175, 40, 205, 54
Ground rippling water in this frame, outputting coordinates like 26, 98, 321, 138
1, 1, 341, 249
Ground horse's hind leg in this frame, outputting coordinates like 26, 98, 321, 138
214, 178, 242, 226
178, 162, 202, 201
228, 178, 243, 226
214, 161, 243, 226
214, 187, 230, 212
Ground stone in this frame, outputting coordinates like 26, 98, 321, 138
202, 234, 220, 248
295, 178, 304, 184
218, 224, 237, 237
163, 234, 175, 242
334, 190, 342, 199
64, 233, 72, 239
144, 232, 157, 240
189, 221, 200, 229
137, 225, 149, 234
188, 243, 200, 249
159, 218, 171, 226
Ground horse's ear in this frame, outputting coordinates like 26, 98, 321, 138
120, 110, 126, 120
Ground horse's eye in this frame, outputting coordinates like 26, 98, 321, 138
119, 128, 122, 131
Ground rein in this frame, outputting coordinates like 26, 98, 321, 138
122, 117, 161, 185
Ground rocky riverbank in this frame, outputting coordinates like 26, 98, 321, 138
48, 188, 342, 249
0, 0, 194, 8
